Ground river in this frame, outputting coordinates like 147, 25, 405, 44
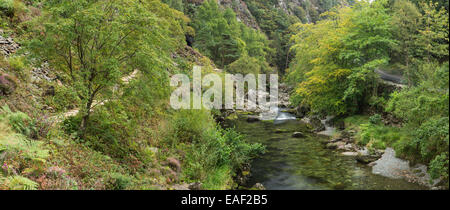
224, 110, 427, 190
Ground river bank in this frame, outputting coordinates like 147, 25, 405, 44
217, 83, 444, 190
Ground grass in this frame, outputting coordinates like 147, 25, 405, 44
202, 165, 233, 190
343, 115, 412, 151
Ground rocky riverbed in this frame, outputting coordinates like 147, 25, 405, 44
218, 83, 440, 190
312, 117, 444, 190
223, 112, 427, 190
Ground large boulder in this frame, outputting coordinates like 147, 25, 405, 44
356, 154, 381, 164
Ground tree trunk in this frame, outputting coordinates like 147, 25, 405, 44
79, 96, 94, 138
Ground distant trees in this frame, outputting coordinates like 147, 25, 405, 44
191, 0, 270, 71
390, 0, 448, 86
390, 0, 421, 85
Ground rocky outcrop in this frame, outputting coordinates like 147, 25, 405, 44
31, 62, 56, 83
218, 0, 260, 30
0, 35, 20, 56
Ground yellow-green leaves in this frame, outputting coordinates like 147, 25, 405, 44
287, 1, 393, 115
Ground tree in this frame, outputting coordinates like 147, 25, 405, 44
191, 0, 269, 69
416, 1, 449, 63
29, 0, 184, 136
390, 0, 421, 85
287, 0, 394, 115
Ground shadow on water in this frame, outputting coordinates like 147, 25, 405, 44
224, 112, 427, 190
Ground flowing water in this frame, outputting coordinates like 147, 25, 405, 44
224, 110, 426, 190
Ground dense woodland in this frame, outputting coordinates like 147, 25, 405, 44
0, 0, 448, 190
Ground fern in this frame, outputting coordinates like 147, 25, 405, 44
7, 176, 38, 190
0, 105, 35, 137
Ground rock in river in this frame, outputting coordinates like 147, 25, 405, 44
356, 154, 381, 164
292, 132, 305, 138
246, 115, 260, 123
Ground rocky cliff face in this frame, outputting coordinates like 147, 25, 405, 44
275, 0, 348, 23
187, 0, 346, 30
217, 0, 260, 29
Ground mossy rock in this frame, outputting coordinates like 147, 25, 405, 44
274, 129, 289, 133
225, 113, 238, 120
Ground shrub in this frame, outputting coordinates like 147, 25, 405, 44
0, 73, 17, 95
412, 117, 449, 168
0, 0, 14, 17
169, 109, 265, 184
45, 85, 80, 112
0, 0, 29, 23
0, 105, 36, 137
7, 56, 28, 80
105, 172, 133, 190
429, 152, 449, 184
369, 114, 382, 125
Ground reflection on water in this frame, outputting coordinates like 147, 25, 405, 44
225, 115, 426, 190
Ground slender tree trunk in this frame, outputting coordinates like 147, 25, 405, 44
79, 95, 94, 138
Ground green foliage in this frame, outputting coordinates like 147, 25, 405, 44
6, 175, 38, 190
201, 165, 232, 190
369, 114, 382, 125
344, 115, 409, 152
165, 109, 264, 185
45, 85, 80, 112
386, 63, 449, 126
357, 123, 406, 150
225, 54, 272, 75
390, 0, 421, 84
0, 0, 14, 17
28, 0, 185, 136
389, 0, 449, 85
0, 105, 36, 137
105, 172, 133, 190
429, 152, 449, 181
191, 0, 270, 69
162, 0, 184, 12
288, 0, 394, 115
0, 111, 49, 188
244, 0, 298, 72
412, 117, 449, 164
416, 1, 449, 63
6, 56, 29, 80
0, 119, 49, 162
